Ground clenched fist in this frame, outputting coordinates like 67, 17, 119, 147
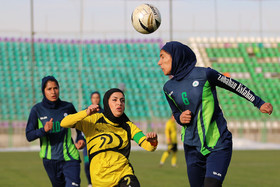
44, 118, 53, 132
180, 110, 192, 124
75, 139, 86, 150
86, 104, 100, 116
146, 132, 158, 147
260, 103, 273, 115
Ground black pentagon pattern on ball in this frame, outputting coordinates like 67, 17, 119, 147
138, 19, 153, 33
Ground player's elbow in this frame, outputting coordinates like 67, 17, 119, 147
25, 133, 35, 142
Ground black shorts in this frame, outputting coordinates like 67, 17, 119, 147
168, 143, 178, 152
115, 175, 140, 187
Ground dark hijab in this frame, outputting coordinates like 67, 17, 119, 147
41, 75, 61, 109
91, 91, 104, 113
91, 91, 101, 100
103, 88, 130, 125
161, 41, 197, 81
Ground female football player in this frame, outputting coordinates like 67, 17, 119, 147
157, 41, 273, 187
26, 76, 85, 187
82, 91, 104, 187
159, 114, 178, 167
61, 88, 158, 187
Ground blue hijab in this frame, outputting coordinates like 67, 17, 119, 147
161, 41, 197, 81
41, 75, 61, 109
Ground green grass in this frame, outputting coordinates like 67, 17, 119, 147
0, 150, 279, 187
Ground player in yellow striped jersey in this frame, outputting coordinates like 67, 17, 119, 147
61, 88, 158, 187
160, 114, 178, 167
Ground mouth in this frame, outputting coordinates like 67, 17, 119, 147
116, 107, 122, 112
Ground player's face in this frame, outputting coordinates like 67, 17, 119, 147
158, 49, 172, 75
44, 81, 59, 102
91, 93, 100, 105
108, 92, 125, 118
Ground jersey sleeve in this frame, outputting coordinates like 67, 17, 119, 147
61, 110, 92, 133
129, 122, 157, 152
25, 107, 47, 142
68, 103, 85, 143
206, 67, 265, 109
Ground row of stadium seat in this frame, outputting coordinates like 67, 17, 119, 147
0, 38, 170, 120
1, 37, 279, 122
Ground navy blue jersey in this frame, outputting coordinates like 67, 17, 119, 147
163, 67, 265, 155
26, 101, 84, 161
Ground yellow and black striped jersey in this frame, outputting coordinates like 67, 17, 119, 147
61, 110, 156, 187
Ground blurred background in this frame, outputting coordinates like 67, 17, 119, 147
0, 0, 280, 149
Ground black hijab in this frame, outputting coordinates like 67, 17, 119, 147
161, 41, 197, 81
103, 88, 130, 125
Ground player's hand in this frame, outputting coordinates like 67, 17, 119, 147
44, 118, 53, 132
180, 110, 192, 124
75, 140, 86, 150
260, 103, 273, 115
146, 132, 158, 146
86, 104, 100, 116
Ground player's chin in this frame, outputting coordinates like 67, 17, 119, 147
114, 111, 123, 117
164, 71, 171, 76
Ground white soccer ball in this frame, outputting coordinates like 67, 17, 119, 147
131, 4, 161, 34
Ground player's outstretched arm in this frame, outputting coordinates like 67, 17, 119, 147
260, 103, 273, 115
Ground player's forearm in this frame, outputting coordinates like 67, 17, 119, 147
26, 128, 47, 142
61, 110, 88, 128
139, 138, 157, 152
207, 68, 265, 108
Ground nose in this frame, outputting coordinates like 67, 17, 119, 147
116, 99, 122, 105
157, 59, 161, 66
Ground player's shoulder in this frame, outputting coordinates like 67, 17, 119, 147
31, 102, 43, 111
59, 100, 75, 108
191, 66, 209, 75
127, 120, 137, 126
60, 100, 72, 105
163, 77, 175, 91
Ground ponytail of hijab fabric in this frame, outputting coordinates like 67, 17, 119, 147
161, 41, 197, 81
103, 88, 130, 125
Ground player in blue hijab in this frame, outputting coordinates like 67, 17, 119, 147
26, 75, 85, 187
158, 41, 273, 187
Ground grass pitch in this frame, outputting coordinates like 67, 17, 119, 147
0, 150, 279, 187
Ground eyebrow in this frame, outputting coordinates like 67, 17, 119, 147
111, 96, 124, 99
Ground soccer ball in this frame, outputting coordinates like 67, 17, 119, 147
131, 4, 161, 34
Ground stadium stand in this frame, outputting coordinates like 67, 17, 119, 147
1, 36, 280, 147
0, 37, 170, 122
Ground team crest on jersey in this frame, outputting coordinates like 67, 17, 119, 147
192, 81, 199, 87
64, 113, 68, 117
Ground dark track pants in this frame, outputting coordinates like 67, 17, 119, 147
184, 144, 232, 187
43, 159, 81, 187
